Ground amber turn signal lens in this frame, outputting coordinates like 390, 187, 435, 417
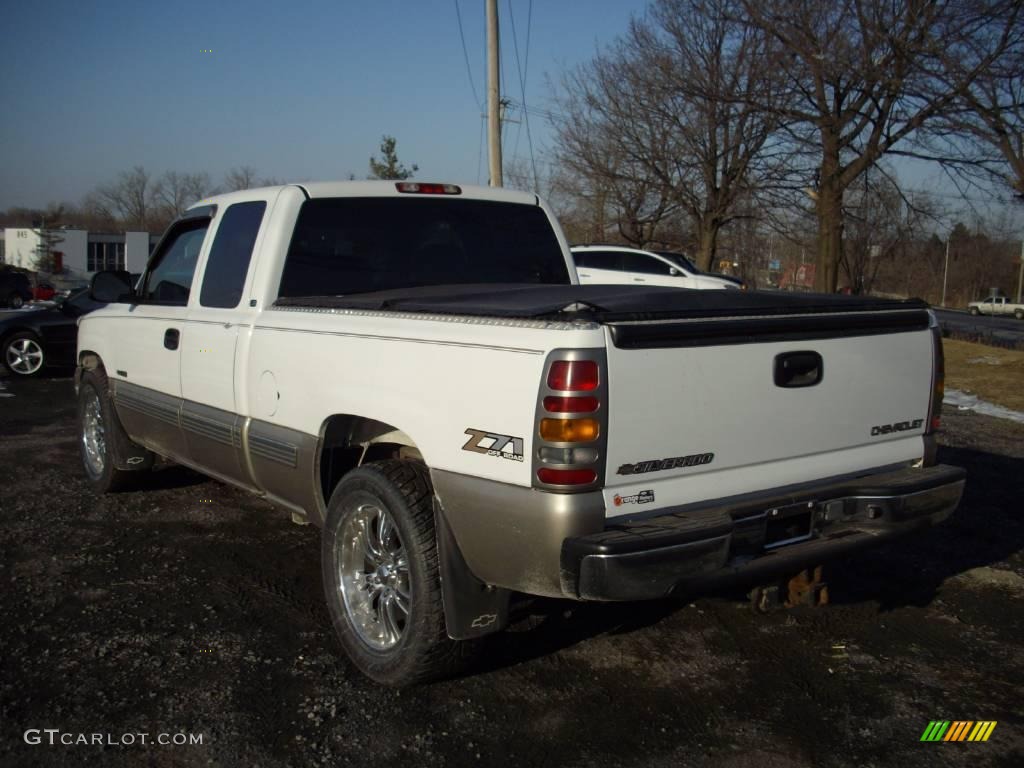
539, 418, 600, 442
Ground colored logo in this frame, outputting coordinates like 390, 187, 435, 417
920, 721, 997, 742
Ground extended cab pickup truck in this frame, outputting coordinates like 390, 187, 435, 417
76, 181, 965, 685
967, 296, 1024, 319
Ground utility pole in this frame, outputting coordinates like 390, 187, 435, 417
486, 0, 502, 187
1017, 239, 1023, 303
941, 236, 951, 308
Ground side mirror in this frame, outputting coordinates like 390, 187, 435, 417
90, 270, 134, 303
669, 267, 679, 276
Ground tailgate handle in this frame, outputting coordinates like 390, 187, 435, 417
774, 351, 822, 388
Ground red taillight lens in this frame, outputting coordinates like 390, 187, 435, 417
547, 360, 599, 391
543, 395, 599, 413
395, 182, 461, 195
927, 323, 944, 434
536, 467, 597, 486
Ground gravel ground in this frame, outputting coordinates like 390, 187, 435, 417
1, 372, 1023, 768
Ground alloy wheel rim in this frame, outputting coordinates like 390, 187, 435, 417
337, 502, 411, 651
6, 338, 43, 375
81, 389, 106, 477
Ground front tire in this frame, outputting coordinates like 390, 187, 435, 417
1015, 309, 1023, 320
78, 368, 154, 492
322, 460, 475, 686
969, 307, 980, 316
8, 293, 25, 309
3, 331, 45, 377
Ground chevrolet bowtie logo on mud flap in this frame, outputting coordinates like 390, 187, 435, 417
462, 429, 525, 462
871, 418, 924, 436
617, 452, 714, 475
470, 614, 498, 629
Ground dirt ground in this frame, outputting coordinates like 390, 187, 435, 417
943, 339, 1024, 413
1, 372, 1022, 768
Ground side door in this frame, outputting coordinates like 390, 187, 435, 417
111, 211, 214, 461
620, 252, 683, 287
180, 197, 274, 487
980, 298, 994, 315
574, 250, 631, 285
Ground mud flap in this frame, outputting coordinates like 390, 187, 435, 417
434, 500, 511, 640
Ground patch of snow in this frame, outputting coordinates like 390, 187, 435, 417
944, 388, 1024, 424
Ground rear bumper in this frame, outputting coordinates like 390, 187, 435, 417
560, 464, 965, 601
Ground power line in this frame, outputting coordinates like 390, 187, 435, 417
507, 0, 538, 192
453, 0, 481, 108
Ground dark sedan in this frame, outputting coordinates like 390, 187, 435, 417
1, 289, 106, 377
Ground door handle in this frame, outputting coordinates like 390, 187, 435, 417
164, 328, 180, 350
633, 278, 646, 282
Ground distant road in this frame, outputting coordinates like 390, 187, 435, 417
934, 308, 1024, 347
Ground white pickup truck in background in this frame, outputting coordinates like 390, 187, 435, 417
76, 181, 965, 686
967, 296, 1024, 319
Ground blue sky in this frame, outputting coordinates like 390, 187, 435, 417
0, 0, 1017, 234
0, 0, 649, 209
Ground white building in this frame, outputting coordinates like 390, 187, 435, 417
0, 228, 158, 281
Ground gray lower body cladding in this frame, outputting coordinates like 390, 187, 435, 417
433, 464, 965, 602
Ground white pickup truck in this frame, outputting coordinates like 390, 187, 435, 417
76, 181, 965, 686
967, 296, 1024, 319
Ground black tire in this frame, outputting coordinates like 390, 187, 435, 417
2, 331, 45, 377
8, 293, 24, 309
77, 368, 154, 492
969, 307, 979, 316
321, 460, 476, 686
1015, 309, 1023, 320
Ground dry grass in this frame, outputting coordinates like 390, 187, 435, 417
943, 338, 1024, 412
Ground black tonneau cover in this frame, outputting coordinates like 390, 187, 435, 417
274, 283, 928, 322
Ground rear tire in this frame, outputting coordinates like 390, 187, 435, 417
8, 293, 24, 309
321, 460, 476, 686
78, 368, 154, 492
1015, 309, 1023, 320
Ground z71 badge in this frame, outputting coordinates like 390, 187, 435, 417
462, 428, 525, 462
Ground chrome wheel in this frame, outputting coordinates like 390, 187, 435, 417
5, 337, 43, 375
337, 502, 411, 651
81, 388, 106, 477
10, 294, 24, 309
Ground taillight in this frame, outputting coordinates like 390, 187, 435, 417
547, 360, 599, 391
927, 312, 944, 434
542, 395, 599, 413
395, 182, 461, 195
537, 468, 597, 485
534, 352, 608, 490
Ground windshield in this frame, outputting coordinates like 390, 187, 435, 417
278, 197, 570, 298
654, 251, 701, 274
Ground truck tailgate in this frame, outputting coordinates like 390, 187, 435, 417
602, 309, 935, 518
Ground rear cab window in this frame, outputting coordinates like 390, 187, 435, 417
277, 197, 570, 298
200, 201, 267, 308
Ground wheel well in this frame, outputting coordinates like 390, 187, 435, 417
78, 351, 103, 371
317, 415, 423, 510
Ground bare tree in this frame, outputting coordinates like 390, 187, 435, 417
223, 166, 260, 192
554, 0, 790, 270
740, 0, 1021, 292
92, 166, 152, 229
151, 171, 211, 218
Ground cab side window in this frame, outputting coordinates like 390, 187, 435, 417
622, 253, 673, 275
577, 250, 623, 270
141, 221, 210, 305
200, 202, 266, 308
